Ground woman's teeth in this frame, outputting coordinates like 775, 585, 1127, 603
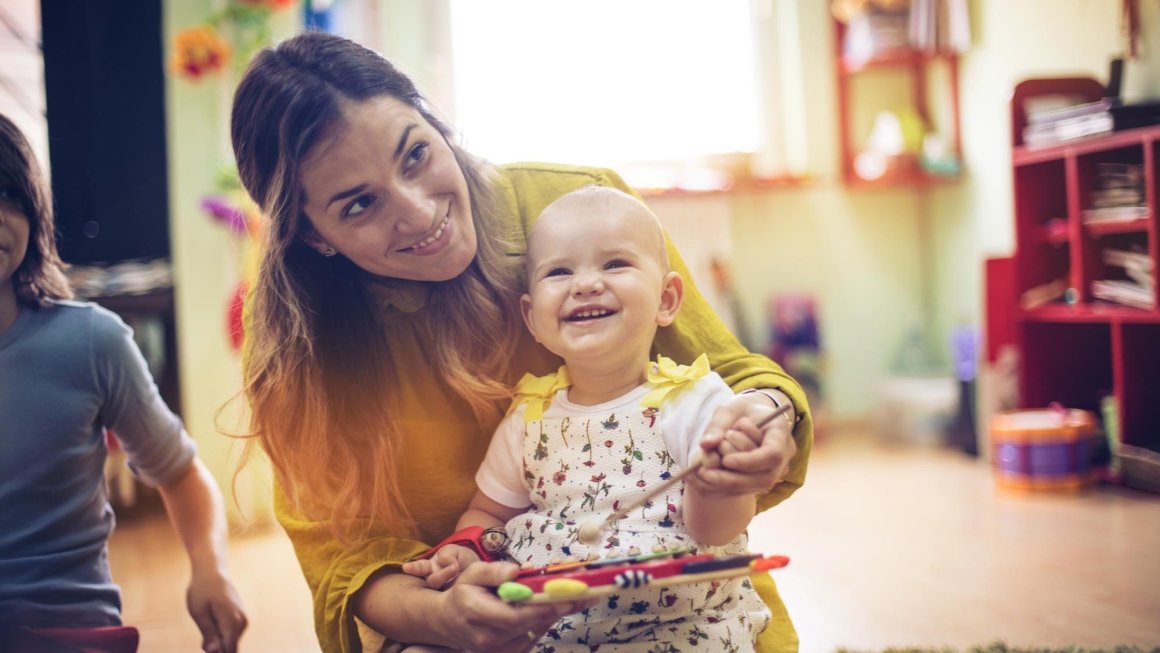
411, 215, 449, 250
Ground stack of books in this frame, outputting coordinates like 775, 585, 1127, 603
1083, 163, 1148, 225
1091, 247, 1154, 310
1022, 98, 1114, 147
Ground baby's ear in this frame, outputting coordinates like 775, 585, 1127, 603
520, 294, 541, 342
656, 271, 684, 327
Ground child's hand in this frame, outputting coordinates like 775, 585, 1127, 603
689, 416, 765, 498
695, 391, 797, 498
402, 544, 482, 590
186, 567, 247, 653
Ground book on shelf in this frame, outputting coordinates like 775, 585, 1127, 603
1091, 279, 1154, 310
1091, 187, 1144, 207
1022, 111, 1114, 147
1026, 98, 1114, 125
1103, 248, 1154, 291
1082, 205, 1149, 224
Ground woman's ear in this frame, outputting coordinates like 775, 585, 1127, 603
303, 232, 331, 255
656, 271, 684, 327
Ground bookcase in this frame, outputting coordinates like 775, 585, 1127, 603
1006, 77, 1160, 450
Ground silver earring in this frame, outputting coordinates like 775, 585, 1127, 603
322, 246, 337, 257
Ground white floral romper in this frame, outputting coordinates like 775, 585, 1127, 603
502, 363, 771, 653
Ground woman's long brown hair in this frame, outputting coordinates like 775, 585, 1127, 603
230, 32, 521, 542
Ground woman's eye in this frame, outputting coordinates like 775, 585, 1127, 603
405, 142, 429, 169
343, 194, 375, 218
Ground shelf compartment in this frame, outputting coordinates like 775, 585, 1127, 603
1019, 322, 1112, 413
1118, 323, 1160, 449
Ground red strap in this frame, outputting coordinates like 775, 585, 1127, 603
414, 525, 497, 562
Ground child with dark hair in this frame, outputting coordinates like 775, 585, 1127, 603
0, 113, 247, 653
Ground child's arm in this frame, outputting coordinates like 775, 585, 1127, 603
402, 491, 528, 589
456, 491, 527, 532
156, 458, 248, 653
683, 420, 762, 546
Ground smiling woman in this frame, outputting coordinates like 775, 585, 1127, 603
229, 30, 812, 653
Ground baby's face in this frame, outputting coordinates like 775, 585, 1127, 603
521, 192, 674, 372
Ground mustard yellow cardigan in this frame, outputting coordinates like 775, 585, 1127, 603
272, 163, 813, 653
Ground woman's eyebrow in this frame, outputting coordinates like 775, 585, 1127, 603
393, 124, 416, 159
326, 184, 368, 211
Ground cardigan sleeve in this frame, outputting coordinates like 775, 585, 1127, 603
275, 487, 429, 653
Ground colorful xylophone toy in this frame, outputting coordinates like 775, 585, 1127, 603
496, 547, 790, 605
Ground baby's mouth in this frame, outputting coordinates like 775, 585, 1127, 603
566, 308, 616, 321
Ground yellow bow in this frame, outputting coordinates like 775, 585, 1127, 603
640, 353, 710, 408
513, 366, 572, 422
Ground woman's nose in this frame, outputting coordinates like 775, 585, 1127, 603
389, 184, 435, 233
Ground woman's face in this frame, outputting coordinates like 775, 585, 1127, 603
298, 96, 476, 281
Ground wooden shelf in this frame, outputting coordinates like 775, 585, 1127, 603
1019, 303, 1160, 324
839, 48, 957, 74
833, 19, 962, 188
1085, 217, 1151, 236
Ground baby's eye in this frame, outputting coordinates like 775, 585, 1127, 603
605, 259, 631, 270
545, 267, 571, 278
343, 194, 375, 218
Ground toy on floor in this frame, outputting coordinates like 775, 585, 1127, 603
497, 546, 790, 605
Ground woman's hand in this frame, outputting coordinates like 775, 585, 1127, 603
694, 389, 797, 497
432, 561, 590, 652
362, 560, 591, 652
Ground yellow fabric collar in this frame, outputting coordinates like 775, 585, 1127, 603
513, 353, 710, 422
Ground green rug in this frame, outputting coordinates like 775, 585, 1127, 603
837, 644, 1160, 653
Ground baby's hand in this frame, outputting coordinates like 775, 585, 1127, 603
692, 422, 761, 498
402, 544, 482, 590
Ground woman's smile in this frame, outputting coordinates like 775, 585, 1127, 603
400, 211, 451, 254
299, 96, 477, 281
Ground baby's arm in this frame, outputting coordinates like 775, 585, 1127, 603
683, 418, 762, 546
401, 491, 528, 589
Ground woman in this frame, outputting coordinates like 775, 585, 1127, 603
231, 30, 811, 653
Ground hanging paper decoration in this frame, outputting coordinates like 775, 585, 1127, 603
170, 26, 230, 80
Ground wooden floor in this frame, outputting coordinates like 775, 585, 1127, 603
109, 427, 1160, 652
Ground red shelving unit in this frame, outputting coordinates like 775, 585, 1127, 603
1006, 77, 1160, 449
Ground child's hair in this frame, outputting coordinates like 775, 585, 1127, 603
0, 114, 72, 306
